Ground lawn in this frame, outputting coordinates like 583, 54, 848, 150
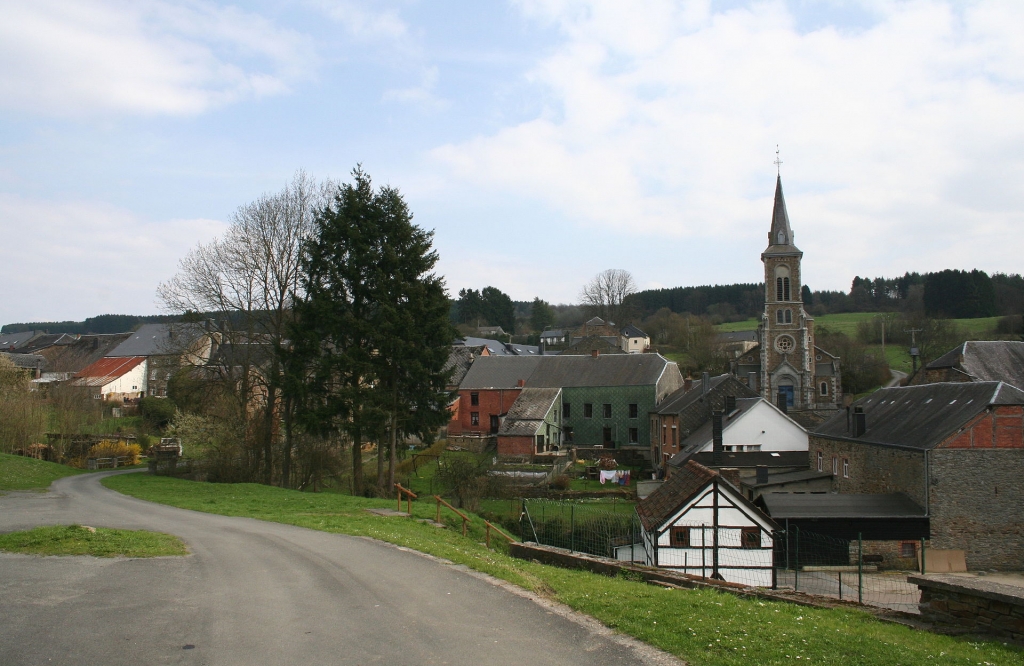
0, 524, 187, 557
0, 452, 83, 491
101, 474, 1022, 666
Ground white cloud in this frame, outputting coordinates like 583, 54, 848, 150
309, 0, 409, 41
383, 66, 449, 110
0, 0, 316, 116
431, 1, 1024, 289
0, 194, 227, 324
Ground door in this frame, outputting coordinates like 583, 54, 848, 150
778, 385, 794, 408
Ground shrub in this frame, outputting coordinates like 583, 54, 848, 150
550, 474, 571, 491
87, 440, 142, 465
139, 397, 176, 428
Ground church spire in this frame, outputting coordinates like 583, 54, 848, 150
764, 175, 799, 254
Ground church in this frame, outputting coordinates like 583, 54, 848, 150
732, 176, 843, 424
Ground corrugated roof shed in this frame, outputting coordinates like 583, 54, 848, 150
498, 388, 561, 437
760, 492, 925, 519
926, 341, 1024, 389
107, 323, 205, 357
812, 381, 1024, 450
71, 356, 146, 387
526, 353, 672, 388
636, 460, 717, 531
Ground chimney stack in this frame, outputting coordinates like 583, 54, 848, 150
702, 371, 710, 396
516, 379, 525, 388
725, 395, 736, 414
853, 406, 866, 437
592, 349, 600, 358
712, 409, 724, 465
684, 376, 693, 392
720, 467, 741, 489
776, 390, 788, 414
756, 465, 769, 485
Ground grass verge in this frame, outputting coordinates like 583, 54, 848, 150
101, 474, 1022, 665
0, 524, 187, 557
0, 452, 84, 491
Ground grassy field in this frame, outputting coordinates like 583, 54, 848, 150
715, 312, 1003, 337
101, 474, 1022, 666
0, 524, 187, 557
0, 452, 83, 491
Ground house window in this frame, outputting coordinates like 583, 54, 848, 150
628, 428, 638, 444
603, 403, 612, 418
741, 527, 761, 549
662, 425, 667, 444
564, 427, 574, 442
470, 412, 479, 426
900, 541, 917, 559
832, 456, 838, 476
670, 527, 690, 547
820, 382, 828, 396
843, 459, 849, 478
470, 392, 479, 406
563, 402, 570, 418
603, 427, 612, 445
672, 425, 678, 447
629, 403, 638, 419
817, 451, 823, 472
584, 403, 593, 418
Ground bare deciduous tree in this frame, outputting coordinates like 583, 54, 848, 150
158, 170, 334, 486
579, 269, 637, 325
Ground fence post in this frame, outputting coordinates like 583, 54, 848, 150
570, 504, 575, 553
794, 526, 800, 592
838, 571, 843, 600
920, 537, 926, 574
701, 524, 707, 578
858, 532, 863, 605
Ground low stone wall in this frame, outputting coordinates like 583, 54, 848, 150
909, 575, 1024, 642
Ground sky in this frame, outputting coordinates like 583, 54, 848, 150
2, 0, 1024, 326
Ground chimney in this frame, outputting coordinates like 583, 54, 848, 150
853, 406, 866, 437
725, 395, 737, 414
591, 349, 599, 358
702, 371, 710, 396
712, 409, 724, 465
539, 342, 546, 356
756, 465, 769, 485
776, 390, 788, 414
684, 376, 693, 392
720, 467, 741, 488
516, 379, 525, 388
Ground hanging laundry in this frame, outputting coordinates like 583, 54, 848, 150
599, 470, 619, 484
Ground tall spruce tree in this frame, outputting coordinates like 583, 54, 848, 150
286, 167, 453, 496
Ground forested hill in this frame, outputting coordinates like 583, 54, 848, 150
626, 270, 1024, 320
1, 314, 178, 335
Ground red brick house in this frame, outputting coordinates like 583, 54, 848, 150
447, 356, 543, 446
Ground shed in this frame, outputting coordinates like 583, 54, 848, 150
756, 492, 929, 541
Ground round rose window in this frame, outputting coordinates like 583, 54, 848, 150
775, 335, 795, 353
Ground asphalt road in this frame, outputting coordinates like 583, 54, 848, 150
0, 471, 680, 666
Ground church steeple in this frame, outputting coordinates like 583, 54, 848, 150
764, 175, 800, 256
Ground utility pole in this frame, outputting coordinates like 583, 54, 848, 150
905, 328, 923, 374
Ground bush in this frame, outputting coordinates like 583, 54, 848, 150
550, 474, 571, 491
87, 441, 142, 466
139, 397, 176, 428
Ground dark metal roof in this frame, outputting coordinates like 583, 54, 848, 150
759, 492, 925, 519
107, 323, 206, 357
636, 460, 718, 532
812, 381, 1024, 450
459, 356, 544, 389
498, 388, 561, 437
748, 469, 832, 487
678, 450, 809, 469
526, 353, 672, 388
458, 337, 540, 356
926, 341, 1024, 389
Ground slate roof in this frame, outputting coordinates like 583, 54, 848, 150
926, 341, 1024, 389
636, 460, 718, 531
539, 329, 566, 338
459, 356, 544, 389
657, 374, 752, 415
812, 381, 1024, 450
621, 324, 647, 338
759, 492, 925, 519
748, 469, 832, 487
677, 450, 809, 470
0, 330, 44, 351
763, 175, 801, 256
35, 333, 134, 374
15, 333, 78, 353
526, 353, 672, 388
498, 388, 561, 437
107, 323, 206, 357
717, 330, 758, 343
0, 352, 46, 370
458, 337, 540, 356
444, 345, 486, 387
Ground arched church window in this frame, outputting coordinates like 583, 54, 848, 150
776, 309, 784, 324
775, 266, 791, 301
785, 309, 792, 324
819, 381, 828, 396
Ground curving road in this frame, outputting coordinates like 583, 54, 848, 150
0, 471, 679, 666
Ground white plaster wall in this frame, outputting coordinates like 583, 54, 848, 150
102, 361, 147, 397
696, 401, 808, 452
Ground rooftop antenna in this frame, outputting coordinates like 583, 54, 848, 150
774, 145, 783, 176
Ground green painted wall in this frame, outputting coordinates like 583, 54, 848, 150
561, 385, 654, 448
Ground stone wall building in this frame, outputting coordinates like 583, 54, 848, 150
910, 340, 1024, 389
810, 381, 1024, 570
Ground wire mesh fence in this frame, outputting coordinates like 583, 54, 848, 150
521, 500, 922, 613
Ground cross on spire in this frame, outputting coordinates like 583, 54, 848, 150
774, 145, 783, 175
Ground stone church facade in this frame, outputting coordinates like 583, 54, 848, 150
733, 176, 842, 423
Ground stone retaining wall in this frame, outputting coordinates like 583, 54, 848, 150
909, 575, 1024, 642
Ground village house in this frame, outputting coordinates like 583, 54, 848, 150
495, 387, 562, 457
636, 460, 777, 586
69, 356, 148, 401
810, 381, 1024, 570
621, 324, 650, 354
448, 356, 544, 448
910, 340, 1024, 390
105, 323, 216, 398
